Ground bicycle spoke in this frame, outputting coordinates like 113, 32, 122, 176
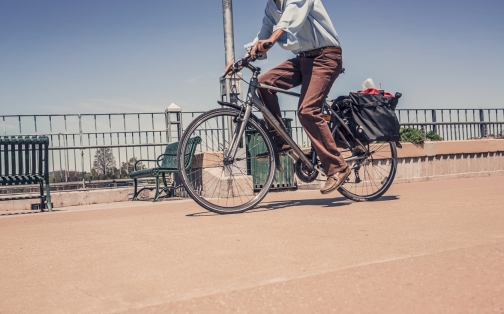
177, 108, 276, 213
339, 141, 397, 201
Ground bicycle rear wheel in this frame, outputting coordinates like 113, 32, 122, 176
338, 141, 397, 201
177, 108, 277, 214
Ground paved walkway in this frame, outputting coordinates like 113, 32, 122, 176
1, 176, 504, 313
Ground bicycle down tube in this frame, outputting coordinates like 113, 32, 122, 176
251, 79, 315, 172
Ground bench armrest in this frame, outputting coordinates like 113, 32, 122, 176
134, 159, 157, 171
156, 153, 177, 168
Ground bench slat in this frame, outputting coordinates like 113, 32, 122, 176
0, 136, 52, 211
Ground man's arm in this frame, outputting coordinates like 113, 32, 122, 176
274, 0, 313, 37
257, 12, 275, 41
249, 10, 276, 59
251, 29, 285, 59
252, 0, 314, 57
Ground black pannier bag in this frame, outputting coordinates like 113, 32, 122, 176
332, 89, 402, 143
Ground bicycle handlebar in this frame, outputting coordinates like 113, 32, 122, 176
221, 42, 273, 78
262, 42, 273, 50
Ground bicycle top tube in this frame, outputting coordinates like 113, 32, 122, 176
255, 82, 301, 98
223, 53, 301, 99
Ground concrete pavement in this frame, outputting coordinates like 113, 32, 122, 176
1, 176, 503, 313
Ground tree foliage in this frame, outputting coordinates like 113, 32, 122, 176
92, 148, 116, 177
120, 157, 145, 177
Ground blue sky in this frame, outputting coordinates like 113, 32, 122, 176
1, 0, 503, 115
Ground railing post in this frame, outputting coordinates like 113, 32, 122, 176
79, 114, 85, 179
177, 111, 182, 141
431, 110, 437, 134
167, 103, 182, 143
479, 109, 486, 137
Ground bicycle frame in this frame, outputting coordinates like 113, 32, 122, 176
222, 66, 316, 173
222, 59, 368, 176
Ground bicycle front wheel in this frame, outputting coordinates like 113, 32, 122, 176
177, 108, 277, 214
338, 141, 397, 201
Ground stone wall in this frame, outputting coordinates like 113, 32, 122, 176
298, 139, 504, 190
395, 140, 504, 183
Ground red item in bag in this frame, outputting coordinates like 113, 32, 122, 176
360, 88, 395, 98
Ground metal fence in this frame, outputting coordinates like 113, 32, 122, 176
1, 110, 181, 189
2, 107, 503, 193
272, 108, 504, 145
397, 108, 504, 141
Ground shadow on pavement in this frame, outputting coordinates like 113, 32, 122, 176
186, 195, 399, 217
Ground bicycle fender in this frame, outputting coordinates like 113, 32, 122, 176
217, 101, 242, 111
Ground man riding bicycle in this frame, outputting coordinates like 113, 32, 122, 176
244, 0, 351, 194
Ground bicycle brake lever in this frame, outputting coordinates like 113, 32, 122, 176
220, 61, 234, 79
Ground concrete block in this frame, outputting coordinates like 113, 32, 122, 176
486, 139, 504, 153
199, 167, 253, 198
435, 140, 491, 155
1, 188, 134, 212
192, 152, 224, 169
397, 143, 426, 158
424, 142, 437, 156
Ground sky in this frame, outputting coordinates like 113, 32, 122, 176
1, 0, 504, 116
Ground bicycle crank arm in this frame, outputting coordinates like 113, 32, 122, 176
284, 150, 299, 163
344, 155, 368, 162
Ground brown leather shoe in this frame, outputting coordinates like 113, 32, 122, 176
320, 166, 351, 194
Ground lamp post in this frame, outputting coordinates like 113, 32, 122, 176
221, 0, 245, 175
222, 0, 235, 66
221, 0, 241, 105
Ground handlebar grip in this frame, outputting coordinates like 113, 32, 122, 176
262, 42, 273, 49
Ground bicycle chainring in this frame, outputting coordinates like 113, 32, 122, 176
295, 159, 319, 183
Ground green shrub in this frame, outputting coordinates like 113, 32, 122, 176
400, 127, 424, 144
426, 131, 443, 141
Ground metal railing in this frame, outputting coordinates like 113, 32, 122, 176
2, 107, 503, 194
1, 110, 182, 191
397, 108, 504, 141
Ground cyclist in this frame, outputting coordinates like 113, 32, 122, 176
248, 0, 350, 194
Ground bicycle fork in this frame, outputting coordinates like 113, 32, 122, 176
224, 104, 253, 162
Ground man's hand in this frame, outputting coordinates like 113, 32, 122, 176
221, 60, 234, 78
222, 60, 246, 77
250, 29, 285, 59
251, 40, 272, 59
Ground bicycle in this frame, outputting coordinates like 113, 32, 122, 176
177, 44, 398, 214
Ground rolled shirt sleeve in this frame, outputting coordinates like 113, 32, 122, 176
273, 0, 313, 50
274, 0, 313, 36
258, 12, 275, 40
245, 12, 275, 60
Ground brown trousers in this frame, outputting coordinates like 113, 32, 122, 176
257, 47, 348, 176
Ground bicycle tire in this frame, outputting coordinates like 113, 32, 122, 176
177, 108, 277, 214
338, 141, 397, 201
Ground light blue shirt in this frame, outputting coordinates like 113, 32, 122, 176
255, 0, 341, 55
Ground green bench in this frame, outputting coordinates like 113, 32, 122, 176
129, 137, 201, 202
0, 136, 53, 211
